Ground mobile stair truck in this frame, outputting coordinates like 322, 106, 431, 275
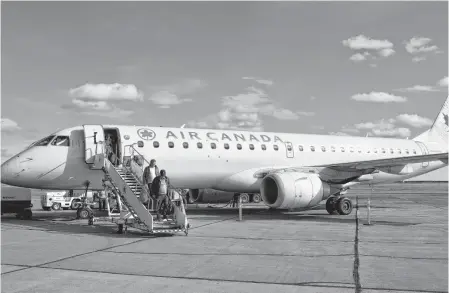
86, 156, 190, 236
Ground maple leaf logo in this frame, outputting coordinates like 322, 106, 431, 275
138, 129, 156, 140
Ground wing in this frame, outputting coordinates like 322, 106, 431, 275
314, 152, 448, 171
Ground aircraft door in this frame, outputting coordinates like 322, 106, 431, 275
83, 125, 105, 169
285, 142, 294, 158
415, 141, 429, 167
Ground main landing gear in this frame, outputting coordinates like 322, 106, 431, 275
326, 196, 353, 215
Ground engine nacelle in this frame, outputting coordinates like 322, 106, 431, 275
260, 172, 333, 209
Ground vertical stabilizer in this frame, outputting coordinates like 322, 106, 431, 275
413, 96, 448, 151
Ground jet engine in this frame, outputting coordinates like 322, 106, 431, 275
260, 172, 333, 209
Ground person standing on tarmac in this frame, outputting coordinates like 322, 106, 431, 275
151, 169, 171, 221
142, 159, 159, 208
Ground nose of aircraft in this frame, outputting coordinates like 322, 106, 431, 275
1, 156, 20, 186
1, 160, 11, 184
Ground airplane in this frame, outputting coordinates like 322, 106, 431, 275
1, 96, 447, 216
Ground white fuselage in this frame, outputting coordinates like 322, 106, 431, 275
1, 125, 447, 192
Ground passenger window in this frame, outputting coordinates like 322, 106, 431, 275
261, 144, 266, 151
321, 146, 326, 152
349, 147, 354, 153
310, 146, 315, 152
249, 144, 254, 150
413, 149, 417, 154
197, 142, 203, 149
358, 148, 362, 153
331, 146, 335, 152
34, 135, 56, 147
381, 148, 386, 153
390, 148, 394, 154
398, 149, 401, 154
367, 149, 371, 153
153, 141, 159, 148
273, 145, 279, 151
224, 143, 230, 150
183, 142, 189, 149
168, 142, 174, 148
237, 144, 242, 150
374, 148, 378, 153
341, 147, 345, 152
299, 145, 304, 151
405, 149, 409, 154
51, 136, 70, 146
211, 143, 216, 149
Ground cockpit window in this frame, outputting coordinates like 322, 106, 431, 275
32, 135, 56, 147
51, 136, 70, 146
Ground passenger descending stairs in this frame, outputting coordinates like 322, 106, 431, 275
99, 159, 189, 235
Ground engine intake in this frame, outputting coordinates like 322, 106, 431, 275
260, 172, 333, 209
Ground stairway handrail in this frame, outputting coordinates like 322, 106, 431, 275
123, 143, 183, 193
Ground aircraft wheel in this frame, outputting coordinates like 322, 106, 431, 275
326, 197, 338, 215
252, 194, 262, 203
51, 202, 61, 211
240, 193, 249, 203
336, 197, 353, 215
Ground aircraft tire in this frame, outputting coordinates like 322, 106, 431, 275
252, 194, 262, 203
336, 197, 353, 215
240, 193, 250, 203
326, 197, 338, 215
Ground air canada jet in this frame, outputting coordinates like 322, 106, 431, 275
1, 97, 448, 216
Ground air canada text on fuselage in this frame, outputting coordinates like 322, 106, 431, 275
164, 130, 284, 143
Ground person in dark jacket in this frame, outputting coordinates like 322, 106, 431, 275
151, 169, 171, 221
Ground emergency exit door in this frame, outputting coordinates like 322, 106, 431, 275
83, 125, 105, 169
285, 142, 294, 158
415, 141, 429, 167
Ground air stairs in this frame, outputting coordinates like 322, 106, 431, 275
90, 159, 189, 236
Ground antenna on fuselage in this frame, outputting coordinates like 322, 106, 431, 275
180, 124, 186, 128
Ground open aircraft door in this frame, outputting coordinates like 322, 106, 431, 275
415, 141, 429, 167
83, 125, 105, 169
285, 142, 294, 158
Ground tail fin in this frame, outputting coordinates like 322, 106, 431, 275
413, 95, 448, 150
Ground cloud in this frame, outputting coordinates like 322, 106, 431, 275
378, 48, 395, 57
349, 52, 370, 62
342, 35, 393, 50
242, 76, 274, 86
69, 83, 144, 101
396, 114, 433, 128
412, 56, 426, 63
354, 118, 411, 138
328, 132, 351, 136
351, 92, 407, 103
310, 96, 317, 101
1, 118, 21, 132
147, 79, 206, 108
65, 83, 143, 117
187, 85, 312, 131
395, 85, 439, 92
437, 76, 448, 87
343, 35, 395, 65
148, 91, 193, 109
405, 37, 440, 54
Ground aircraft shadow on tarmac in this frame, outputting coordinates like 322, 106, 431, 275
0, 203, 418, 238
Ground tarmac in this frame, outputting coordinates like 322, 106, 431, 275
1, 182, 448, 293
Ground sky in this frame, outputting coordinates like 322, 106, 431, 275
1, 1, 448, 176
